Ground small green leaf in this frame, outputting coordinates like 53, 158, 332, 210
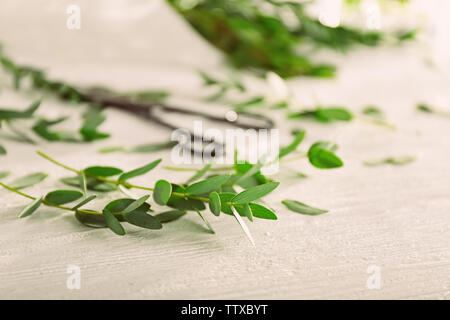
364, 156, 416, 167
60, 176, 116, 192
123, 195, 150, 214
18, 197, 42, 218
84, 166, 123, 177
104, 198, 152, 214
218, 193, 236, 214
232, 182, 279, 204
417, 104, 434, 113
186, 161, 212, 184
98, 146, 126, 154
154, 210, 186, 223
130, 141, 176, 153
230, 207, 254, 246
153, 180, 172, 205
118, 159, 161, 182
237, 203, 253, 221
0, 100, 41, 119
0, 144, 6, 155
103, 209, 126, 235
71, 195, 97, 211
278, 130, 306, 158
282, 200, 328, 216
208, 192, 221, 216
362, 106, 383, 117
0, 171, 10, 179
308, 142, 343, 169
9, 172, 47, 189
167, 184, 206, 211
79, 108, 110, 142
316, 107, 353, 122
32, 117, 73, 141
196, 210, 215, 234
234, 96, 265, 111
185, 174, 230, 196
79, 172, 87, 195
249, 203, 277, 220
123, 210, 162, 230
75, 210, 108, 228
44, 190, 83, 205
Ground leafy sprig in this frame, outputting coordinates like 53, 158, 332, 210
168, 0, 415, 78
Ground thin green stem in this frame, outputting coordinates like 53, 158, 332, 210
0, 182, 35, 200
36, 150, 212, 203
0, 181, 103, 215
37, 150, 79, 174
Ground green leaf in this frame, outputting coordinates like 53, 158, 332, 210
362, 106, 383, 117
71, 195, 97, 211
130, 141, 176, 153
123, 195, 150, 214
98, 146, 126, 154
278, 130, 306, 158
84, 166, 123, 177
18, 197, 42, 218
282, 200, 328, 216
0, 171, 10, 179
185, 174, 230, 196
118, 159, 161, 182
44, 190, 83, 205
234, 96, 265, 111
0, 100, 40, 119
79, 172, 87, 195
231, 182, 279, 204
186, 162, 212, 184
308, 142, 343, 169
417, 104, 434, 113
167, 184, 206, 211
249, 203, 277, 220
32, 117, 73, 141
103, 209, 126, 235
123, 210, 162, 230
316, 107, 353, 122
0, 144, 6, 155
9, 172, 48, 189
105, 198, 160, 230
196, 210, 215, 234
154, 210, 186, 223
60, 176, 116, 192
237, 203, 253, 221
153, 180, 172, 205
208, 192, 221, 216
75, 210, 109, 228
364, 156, 416, 167
233, 162, 268, 189
124, 90, 170, 103
79, 108, 110, 142
218, 192, 237, 215
104, 198, 152, 214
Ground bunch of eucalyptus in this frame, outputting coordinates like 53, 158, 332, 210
168, 0, 414, 78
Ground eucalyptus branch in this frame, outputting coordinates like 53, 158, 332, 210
0, 181, 103, 216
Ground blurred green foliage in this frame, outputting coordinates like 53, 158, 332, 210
168, 0, 413, 78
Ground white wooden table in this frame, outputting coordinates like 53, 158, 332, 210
0, 0, 449, 299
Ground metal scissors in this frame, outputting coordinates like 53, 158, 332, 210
83, 88, 275, 157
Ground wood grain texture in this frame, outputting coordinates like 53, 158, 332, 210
0, 0, 449, 299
